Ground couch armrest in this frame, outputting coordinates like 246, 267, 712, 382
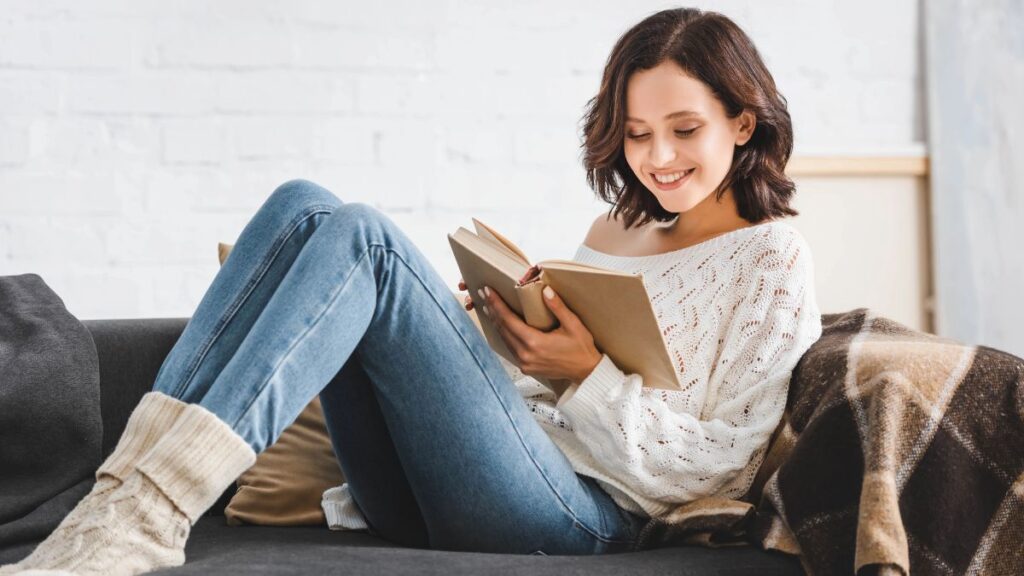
82, 318, 190, 457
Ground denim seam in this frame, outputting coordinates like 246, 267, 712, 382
592, 480, 614, 541
575, 482, 632, 545
170, 204, 337, 399
230, 243, 374, 433
595, 486, 645, 546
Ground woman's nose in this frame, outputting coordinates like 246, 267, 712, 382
649, 136, 677, 166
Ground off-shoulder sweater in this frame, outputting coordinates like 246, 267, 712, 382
322, 219, 823, 528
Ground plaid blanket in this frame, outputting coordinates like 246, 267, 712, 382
634, 308, 1024, 575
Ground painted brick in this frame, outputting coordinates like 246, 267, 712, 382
0, 21, 133, 69
68, 73, 217, 115
0, 0, 924, 317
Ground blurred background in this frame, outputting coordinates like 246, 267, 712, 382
0, 1, 1021, 355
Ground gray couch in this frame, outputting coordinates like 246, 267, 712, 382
0, 318, 804, 575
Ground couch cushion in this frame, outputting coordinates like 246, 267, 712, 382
142, 517, 802, 575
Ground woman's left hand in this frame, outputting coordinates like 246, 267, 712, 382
478, 285, 602, 385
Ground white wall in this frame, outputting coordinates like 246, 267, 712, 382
925, 0, 1024, 358
0, 0, 925, 320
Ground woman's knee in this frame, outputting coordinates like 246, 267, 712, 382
322, 202, 399, 239
265, 178, 343, 215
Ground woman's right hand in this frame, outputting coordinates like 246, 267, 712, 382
457, 279, 474, 311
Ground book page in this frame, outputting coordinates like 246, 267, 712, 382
472, 218, 531, 265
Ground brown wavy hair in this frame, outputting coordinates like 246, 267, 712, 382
580, 7, 798, 229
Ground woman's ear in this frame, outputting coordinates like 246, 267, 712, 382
735, 109, 756, 146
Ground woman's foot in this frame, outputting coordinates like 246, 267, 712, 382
0, 398, 255, 576
0, 393, 188, 575
4, 473, 190, 576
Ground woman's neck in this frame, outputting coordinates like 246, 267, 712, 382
654, 188, 753, 242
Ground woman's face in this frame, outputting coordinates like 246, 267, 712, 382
623, 60, 755, 216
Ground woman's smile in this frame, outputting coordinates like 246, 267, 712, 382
650, 168, 695, 190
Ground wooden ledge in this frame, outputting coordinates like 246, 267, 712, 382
786, 155, 929, 177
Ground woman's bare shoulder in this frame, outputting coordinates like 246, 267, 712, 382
582, 211, 632, 253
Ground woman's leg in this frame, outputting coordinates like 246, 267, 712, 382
161, 177, 640, 555
151, 178, 339, 416
200, 182, 643, 555
150, 178, 430, 545
318, 355, 430, 548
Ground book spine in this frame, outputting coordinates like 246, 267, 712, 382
515, 275, 558, 331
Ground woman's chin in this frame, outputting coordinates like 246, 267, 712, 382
647, 184, 722, 215
652, 194, 704, 215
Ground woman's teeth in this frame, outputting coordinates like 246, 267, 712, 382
653, 169, 693, 183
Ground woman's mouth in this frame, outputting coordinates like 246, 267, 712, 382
650, 168, 695, 191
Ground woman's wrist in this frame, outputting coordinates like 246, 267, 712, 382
571, 352, 603, 386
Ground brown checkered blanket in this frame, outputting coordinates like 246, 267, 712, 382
634, 308, 1024, 575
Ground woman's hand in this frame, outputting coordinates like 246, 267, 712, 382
457, 279, 474, 311
477, 284, 602, 385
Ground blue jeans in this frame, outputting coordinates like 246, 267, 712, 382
150, 179, 647, 555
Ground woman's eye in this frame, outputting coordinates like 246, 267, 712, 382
625, 128, 697, 140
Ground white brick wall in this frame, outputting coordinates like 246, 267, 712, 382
0, 0, 924, 319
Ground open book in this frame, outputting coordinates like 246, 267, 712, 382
447, 218, 680, 392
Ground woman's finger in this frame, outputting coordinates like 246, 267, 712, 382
477, 289, 525, 352
493, 317, 526, 362
540, 285, 583, 333
481, 287, 536, 349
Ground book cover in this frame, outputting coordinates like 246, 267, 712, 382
447, 218, 680, 392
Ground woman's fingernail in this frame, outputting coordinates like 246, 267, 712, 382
543, 286, 554, 300
483, 286, 492, 297
476, 288, 484, 300
482, 305, 490, 315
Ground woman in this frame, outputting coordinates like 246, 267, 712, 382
2, 7, 822, 574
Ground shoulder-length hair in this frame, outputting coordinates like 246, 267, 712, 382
580, 7, 798, 229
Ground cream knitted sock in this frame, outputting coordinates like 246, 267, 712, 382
0, 392, 186, 575
0, 400, 256, 576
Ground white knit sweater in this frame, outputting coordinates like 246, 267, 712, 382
322, 219, 823, 529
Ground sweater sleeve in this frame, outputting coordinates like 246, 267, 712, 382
556, 230, 822, 504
